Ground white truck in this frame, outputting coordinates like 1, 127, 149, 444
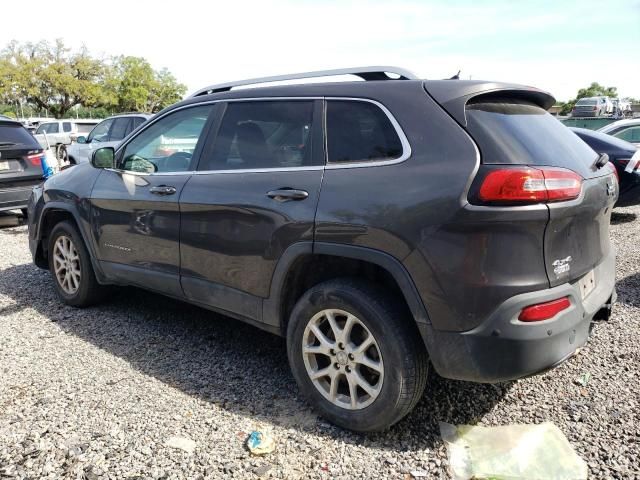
33, 119, 100, 162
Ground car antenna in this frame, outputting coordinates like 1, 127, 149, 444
447, 70, 461, 80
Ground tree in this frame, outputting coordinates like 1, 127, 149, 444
0, 40, 109, 118
560, 82, 619, 115
0, 40, 187, 118
106, 56, 186, 113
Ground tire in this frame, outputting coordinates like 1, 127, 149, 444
47, 220, 106, 307
287, 278, 429, 432
20, 208, 28, 219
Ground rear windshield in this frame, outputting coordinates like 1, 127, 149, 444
576, 99, 597, 106
0, 123, 40, 147
466, 99, 598, 176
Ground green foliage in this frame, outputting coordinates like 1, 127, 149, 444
561, 82, 619, 115
106, 56, 186, 113
0, 39, 186, 119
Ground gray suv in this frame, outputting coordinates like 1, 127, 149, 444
27, 67, 617, 431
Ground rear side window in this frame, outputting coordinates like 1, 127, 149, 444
131, 117, 147, 131
614, 126, 640, 143
466, 98, 598, 176
62, 122, 72, 133
326, 100, 403, 163
0, 123, 39, 147
206, 101, 315, 170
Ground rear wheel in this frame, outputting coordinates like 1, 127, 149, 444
48, 221, 106, 307
287, 279, 428, 432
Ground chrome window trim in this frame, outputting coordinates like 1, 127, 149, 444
111, 96, 411, 176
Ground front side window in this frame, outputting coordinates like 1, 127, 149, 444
109, 118, 132, 142
88, 119, 114, 143
205, 101, 315, 170
36, 123, 59, 134
326, 100, 403, 163
120, 105, 212, 173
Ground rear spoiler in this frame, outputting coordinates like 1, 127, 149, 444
423, 80, 555, 127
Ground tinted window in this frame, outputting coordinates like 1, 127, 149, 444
466, 98, 598, 177
88, 119, 114, 143
62, 122, 72, 133
614, 126, 640, 143
0, 123, 40, 147
121, 105, 212, 173
36, 123, 59, 134
131, 117, 147, 131
205, 101, 314, 170
576, 99, 597, 106
326, 101, 403, 163
109, 118, 131, 141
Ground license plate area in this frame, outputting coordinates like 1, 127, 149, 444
579, 270, 596, 300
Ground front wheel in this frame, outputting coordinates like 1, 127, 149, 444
48, 221, 107, 307
287, 279, 429, 432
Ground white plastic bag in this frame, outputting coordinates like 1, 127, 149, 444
440, 421, 588, 480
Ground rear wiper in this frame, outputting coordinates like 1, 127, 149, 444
593, 153, 609, 169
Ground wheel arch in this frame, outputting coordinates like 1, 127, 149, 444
35, 203, 105, 282
263, 242, 431, 335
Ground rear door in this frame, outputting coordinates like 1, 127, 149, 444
465, 97, 617, 286
89, 104, 214, 296
179, 99, 324, 318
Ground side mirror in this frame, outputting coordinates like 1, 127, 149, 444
91, 147, 115, 169
76, 136, 87, 144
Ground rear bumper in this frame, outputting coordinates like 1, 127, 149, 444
0, 184, 39, 211
421, 247, 616, 383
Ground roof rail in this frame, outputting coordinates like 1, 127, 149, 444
190, 66, 418, 97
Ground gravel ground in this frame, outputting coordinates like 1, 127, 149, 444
0, 207, 639, 479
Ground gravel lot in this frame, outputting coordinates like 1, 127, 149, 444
1, 207, 639, 479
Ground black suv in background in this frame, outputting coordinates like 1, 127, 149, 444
27, 67, 617, 431
0, 118, 44, 215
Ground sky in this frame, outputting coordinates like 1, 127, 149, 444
1, 0, 638, 102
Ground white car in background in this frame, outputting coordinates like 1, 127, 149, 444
598, 119, 640, 147
67, 113, 152, 164
33, 119, 100, 161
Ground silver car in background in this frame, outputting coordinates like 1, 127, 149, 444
67, 113, 151, 164
571, 96, 611, 117
598, 118, 640, 147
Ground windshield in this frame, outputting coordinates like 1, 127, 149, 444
466, 98, 598, 178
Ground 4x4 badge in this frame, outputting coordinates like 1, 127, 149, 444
552, 256, 572, 276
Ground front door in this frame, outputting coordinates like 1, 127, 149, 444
89, 104, 215, 296
179, 99, 324, 320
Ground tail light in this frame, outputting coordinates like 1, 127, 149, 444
476, 167, 583, 205
519, 297, 571, 322
608, 162, 619, 183
25, 152, 44, 167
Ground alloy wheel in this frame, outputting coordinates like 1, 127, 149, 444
52, 235, 81, 294
302, 309, 384, 410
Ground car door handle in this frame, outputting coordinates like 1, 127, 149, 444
149, 185, 177, 196
267, 188, 309, 202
